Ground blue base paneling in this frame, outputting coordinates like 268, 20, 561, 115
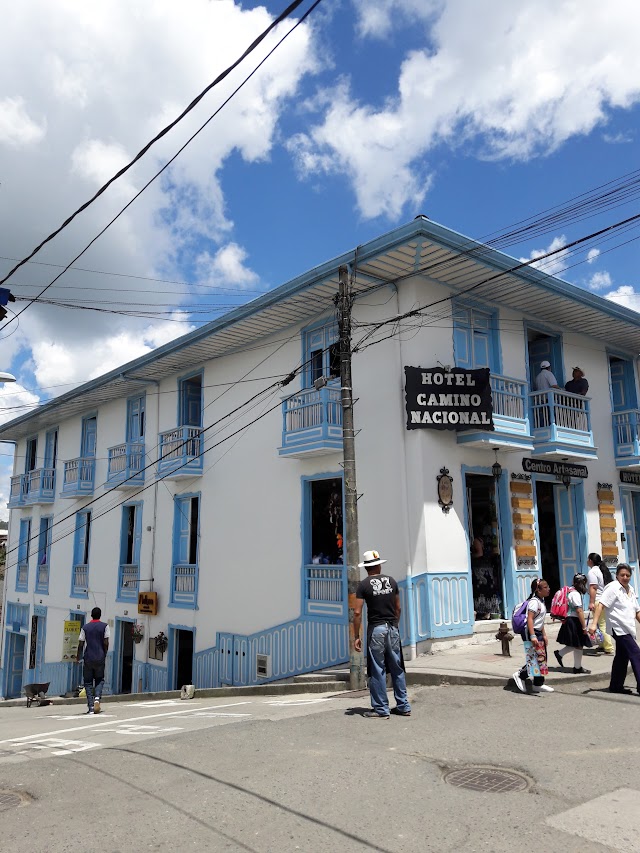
32, 662, 70, 697
132, 661, 169, 693
398, 571, 473, 643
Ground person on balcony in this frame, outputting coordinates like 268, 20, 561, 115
534, 360, 560, 391
564, 366, 589, 396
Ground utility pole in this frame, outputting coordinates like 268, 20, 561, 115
337, 264, 365, 690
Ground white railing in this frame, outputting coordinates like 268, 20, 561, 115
173, 564, 196, 593
72, 565, 88, 593
26, 467, 55, 498
613, 410, 640, 454
63, 457, 95, 490
108, 442, 145, 479
529, 389, 590, 433
159, 427, 202, 462
16, 562, 28, 588
490, 375, 526, 420
305, 565, 344, 602
9, 474, 26, 503
283, 386, 342, 433
36, 563, 49, 590
119, 563, 139, 594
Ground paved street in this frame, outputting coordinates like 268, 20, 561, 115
2, 678, 640, 852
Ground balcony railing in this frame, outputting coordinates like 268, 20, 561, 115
24, 467, 56, 504
304, 564, 346, 619
16, 561, 28, 591
529, 389, 595, 457
106, 442, 145, 487
118, 563, 139, 600
457, 374, 532, 451
171, 563, 198, 607
613, 409, 640, 465
279, 385, 343, 458
72, 564, 89, 597
35, 561, 49, 594
8, 474, 27, 508
62, 457, 96, 497
157, 426, 203, 477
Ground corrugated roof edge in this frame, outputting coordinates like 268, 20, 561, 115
2, 216, 639, 436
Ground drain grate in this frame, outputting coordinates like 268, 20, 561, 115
0, 791, 26, 811
444, 766, 530, 793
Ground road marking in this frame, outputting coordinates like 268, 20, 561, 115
98, 724, 184, 735
0, 701, 252, 746
48, 714, 117, 721
266, 697, 332, 706
10, 738, 102, 757
123, 699, 187, 707
189, 712, 252, 718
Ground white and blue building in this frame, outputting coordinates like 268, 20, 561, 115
2, 216, 640, 698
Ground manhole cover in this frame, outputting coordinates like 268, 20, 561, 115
444, 766, 530, 793
0, 791, 25, 811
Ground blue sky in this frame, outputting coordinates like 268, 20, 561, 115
0, 0, 639, 511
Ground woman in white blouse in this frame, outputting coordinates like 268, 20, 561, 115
590, 563, 640, 695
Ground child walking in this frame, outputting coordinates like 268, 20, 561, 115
554, 573, 592, 674
513, 578, 554, 694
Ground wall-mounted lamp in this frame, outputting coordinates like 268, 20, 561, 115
561, 474, 571, 490
492, 450, 503, 482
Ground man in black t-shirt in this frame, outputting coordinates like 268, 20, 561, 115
353, 549, 411, 719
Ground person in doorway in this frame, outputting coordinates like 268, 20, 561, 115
564, 366, 589, 396
76, 607, 110, 714
589, 563, 640, 695
554, 574, 592, 674
512, 578, 554, 694
534, 360, 560, 391
353, 549, 411, 719
587, 552, 614, 654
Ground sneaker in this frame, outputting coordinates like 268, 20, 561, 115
532, 684, 555, 693
390, 707, 411, 717
512, 671, 526, 693
573, 667, 591, 675
609, 687, 633, 695
363, 711, 390, 719
85, 708, 94, 715
554, 650, 565, 668
93, 699, 101, 714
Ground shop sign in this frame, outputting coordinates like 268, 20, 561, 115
138, 591, 158, 615
62, 620, 81, 662
620, 470, 640, 485
404, 366, 493, 431
29, 615, 38, 670
522, 458, 588, 478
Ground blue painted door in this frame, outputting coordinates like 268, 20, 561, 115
126, 396, 145, 441
528, 337, 562, 389
217, 633, 247, 685
553, 485, 584, 588
81, 417, 97, 458
44, 429, 58, 468
453, 307, 496, 371
180, 377, 202, 427
609, 358, 637, 412
7, 633, 26, 698
620, 491, 637, 569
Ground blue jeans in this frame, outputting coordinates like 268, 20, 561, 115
367, 623, 411, 716
83, 660, 105, 709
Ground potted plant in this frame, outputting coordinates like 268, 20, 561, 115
131, 623, 144, 644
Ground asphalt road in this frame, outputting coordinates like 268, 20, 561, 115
1, 679, 639, 852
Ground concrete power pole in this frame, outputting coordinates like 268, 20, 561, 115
337, 264, 365, 690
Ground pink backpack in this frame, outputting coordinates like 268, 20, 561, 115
550, 586, 570, 621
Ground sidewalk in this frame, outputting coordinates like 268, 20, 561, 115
403, 621, 614, 688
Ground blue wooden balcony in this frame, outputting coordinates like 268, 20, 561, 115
170, 563, 198, 607
117, 564, 139, 601
157, 426, 203, 478
61, 457, 95, 497
529, 389, 596, 459
106, 442, 145, 488
8, 474, 26, 508
279, 385, 343, 458
35, 560, 49, 595
71, 564, 89, 597
16, 561, 29, 592
612, 409, 640, 467
23, 467, 56, 505
303, 564, 346, 619
457, 374, 533, 451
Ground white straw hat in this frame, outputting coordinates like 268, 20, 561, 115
358, 549, 387, 568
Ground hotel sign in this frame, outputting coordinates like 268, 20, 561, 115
404, 367, 494, 431
522, 458, 588, 478
620, 470, 640, 485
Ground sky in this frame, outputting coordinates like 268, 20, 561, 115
1, 0, 640, 516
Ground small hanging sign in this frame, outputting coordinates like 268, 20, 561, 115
437, 467, 454, 514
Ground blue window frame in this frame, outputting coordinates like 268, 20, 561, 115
16, 518, 31, 592
179, 373, 203, 428
170, 494, 200, 608
24, 436, 37, 474
302, 320, 339, 389
609, 356, 638, 412
44, 428, 58, 469
117, 502, 143, 601
453, 304, 500, 373
126, 395, 146, 441
71, 510, 91, 597
36, 516, 53, 594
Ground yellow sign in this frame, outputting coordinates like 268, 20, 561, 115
62, 620, 81, 662
138, 591, 158, 615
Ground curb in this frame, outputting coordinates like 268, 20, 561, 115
405, 670, 611, 688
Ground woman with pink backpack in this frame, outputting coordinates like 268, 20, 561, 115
554, 573, 592, 674
512, 577, 553, 694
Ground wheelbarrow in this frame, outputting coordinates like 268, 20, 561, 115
24, 682, 51, 708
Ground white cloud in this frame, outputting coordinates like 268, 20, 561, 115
603, 130, 634, 144
604, 285, 640, 314
353, 0, 441, 39
587, 270, 613, 290
0, 96, 46, 147
195, 244, 260, 290
587, 248, 600, 264
291, 0, 640, 218
520, 235, 569, 277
